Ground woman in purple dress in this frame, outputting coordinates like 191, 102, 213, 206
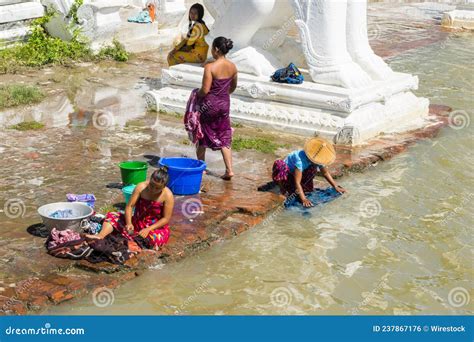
197, 36, 238, 180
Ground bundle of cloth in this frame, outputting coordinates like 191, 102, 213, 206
66, 193, 96, 208
49, 209, 74, 219
184, 88, 204, 144
127, 3, 156, 24
128, 10, 152, 23
46, 228, 146, 264
271, 63, 304, 84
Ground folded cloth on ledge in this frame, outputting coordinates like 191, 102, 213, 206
284, 187, 342, 213
66, 193, 96, 208
49, 209, 74, 219
128, 10, 152, 23
66, 193, 95, 202
47, 228, 82, 249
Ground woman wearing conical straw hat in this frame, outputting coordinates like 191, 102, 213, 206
272, 137, 346, 207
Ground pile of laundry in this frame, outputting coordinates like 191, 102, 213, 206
43, 192, 144, 265
46, 228, 145, 264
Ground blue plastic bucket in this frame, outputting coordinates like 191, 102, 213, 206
122, 184, 136, 204
158, 157, 206, 195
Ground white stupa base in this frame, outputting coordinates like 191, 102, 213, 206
145, 64, 429, 145
442, 9, 474, 30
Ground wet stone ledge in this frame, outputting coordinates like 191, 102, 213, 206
0, 105, 451, 315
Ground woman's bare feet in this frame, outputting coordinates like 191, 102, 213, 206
221, 172, 234, 181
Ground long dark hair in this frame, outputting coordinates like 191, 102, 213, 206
187, 3, 208, 38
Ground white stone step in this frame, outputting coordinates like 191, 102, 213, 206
0, 1, 44, 24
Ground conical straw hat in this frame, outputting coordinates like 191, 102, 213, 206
303, 137, 336, 166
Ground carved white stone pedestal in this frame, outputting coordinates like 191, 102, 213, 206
144, 64, 429, 145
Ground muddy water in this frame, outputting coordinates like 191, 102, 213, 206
45, 12, 474, 315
